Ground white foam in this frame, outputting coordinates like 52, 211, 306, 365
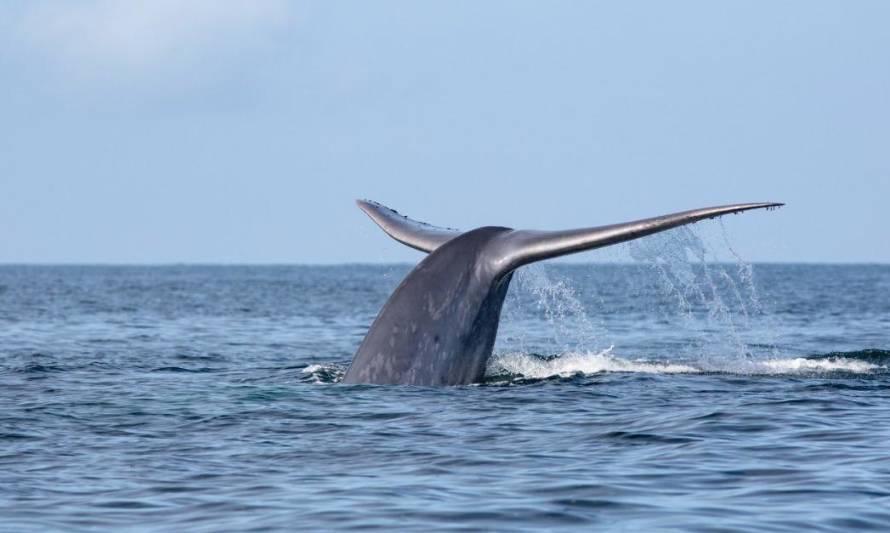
486, 350, 883, 380
487, 347, 700, 379
300, 363, 346, 384
756, 357, 881, 373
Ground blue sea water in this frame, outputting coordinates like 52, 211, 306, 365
1, 259, 889, 531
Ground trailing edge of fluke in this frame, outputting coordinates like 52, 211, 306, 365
342, 199, 784, 386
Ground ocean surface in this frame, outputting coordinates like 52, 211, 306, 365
2, 258, 890, 530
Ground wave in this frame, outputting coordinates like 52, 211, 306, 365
300, 363, 346, 384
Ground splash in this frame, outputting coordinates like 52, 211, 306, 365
300, 363, 345, 384
497, 264, 608, 355
485, 350, 884, 381
488, 347, 699, 378
718, 219, 782, 356
496, 221, 782, 375
625, 222, 779, 363
758, 357, 881, 373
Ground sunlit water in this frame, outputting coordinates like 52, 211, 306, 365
2, 259, 890, 531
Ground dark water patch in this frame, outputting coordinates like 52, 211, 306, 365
808, 348, 890, 364
14, 363, 66, 373
802, 381, 890, 392
91, 499, 163, 510
826, 517, 890, 530
150, 366, 218, 373
176, 352, 227, 362
86, 337, 127, 345
600, 430, 697, 445
0, 433, 43, 441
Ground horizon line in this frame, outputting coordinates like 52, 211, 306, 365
1, 261, 888, 267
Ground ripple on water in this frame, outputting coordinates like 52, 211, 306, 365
1, 265, 889, 531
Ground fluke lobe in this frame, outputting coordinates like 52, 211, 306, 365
342, 200, 783, 386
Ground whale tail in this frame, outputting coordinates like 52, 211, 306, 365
349, 198, 783, 385
356, 199, 783, 274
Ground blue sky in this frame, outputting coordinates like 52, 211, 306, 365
1, 1, 888, 263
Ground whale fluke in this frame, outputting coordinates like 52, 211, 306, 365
356, 199, 460, 253
494, 202, 784, 273
344, 200, 783, 386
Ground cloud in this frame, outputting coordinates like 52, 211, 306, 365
7, 0, 296, 94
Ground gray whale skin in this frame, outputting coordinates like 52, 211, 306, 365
342, 199, 783, 386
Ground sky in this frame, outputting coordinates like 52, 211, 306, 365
1, 1, 888, 264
